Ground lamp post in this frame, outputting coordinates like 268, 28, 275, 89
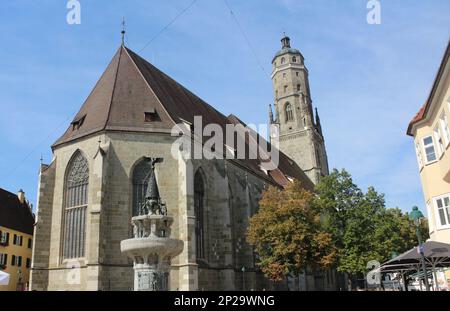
409, 206, 430, 291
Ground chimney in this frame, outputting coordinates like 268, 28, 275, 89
17, 189, 25, 204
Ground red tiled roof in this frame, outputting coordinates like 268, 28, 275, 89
407, 39, 450, 136
409, 103, 426, 125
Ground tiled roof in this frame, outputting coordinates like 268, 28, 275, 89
0, 188, 35, 235
409, 103, 426, 125
407, 39, 450, 136
52, 45, 314, 189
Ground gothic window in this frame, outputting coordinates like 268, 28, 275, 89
315, 147, 321, 167
284, 85, 288, 93
281, 57, 285, 64
63, 152, 88, 259
285, 103, 293, 122
194, 170, 205, 260
132, 159, 153, 216
292, 56, 297, 63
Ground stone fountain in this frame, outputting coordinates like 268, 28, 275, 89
121, 158, 183, 291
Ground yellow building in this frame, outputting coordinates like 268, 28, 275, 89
407, 39, 450, 289
0, 188, 35, 291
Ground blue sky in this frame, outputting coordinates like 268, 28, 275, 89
0, 0, 449, 213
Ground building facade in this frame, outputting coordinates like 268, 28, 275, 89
30, 37, 333, 291
407, 40, 450, 244
0, 189, 35, 291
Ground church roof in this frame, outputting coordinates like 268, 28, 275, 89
53, 45, 313, 190
0, 188, 35, 235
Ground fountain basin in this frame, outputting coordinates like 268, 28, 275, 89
121, 237, 184, 259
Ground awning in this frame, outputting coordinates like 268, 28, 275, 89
379, 241, 450, 273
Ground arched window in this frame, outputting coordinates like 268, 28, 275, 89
194, 170, 205, 260
292, 56, 297, 63
132, 159, 153, 216
285, 103, 293, 122
63, 152, 89, 259
281, 57, 285, 64
315, 147, 321, 166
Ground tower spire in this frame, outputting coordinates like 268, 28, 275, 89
269, 104, 274, 124
121, 17, 126, 45
315, 107, 323, 136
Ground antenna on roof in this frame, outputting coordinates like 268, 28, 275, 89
121, 17, 126, 45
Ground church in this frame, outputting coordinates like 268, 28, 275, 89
30, 35, 332, 291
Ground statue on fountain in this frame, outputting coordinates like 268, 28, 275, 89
139, 157, 167, 216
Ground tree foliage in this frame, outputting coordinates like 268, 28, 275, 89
315, 169, 429, 275
248, 168, 430, 283
246, 180, 336, 281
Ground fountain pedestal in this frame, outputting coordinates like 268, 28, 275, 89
121, 215, 183, 291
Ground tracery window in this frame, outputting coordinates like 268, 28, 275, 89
285, 103, 294, 122
132, 159, 153, 216
63, 152, 88, 259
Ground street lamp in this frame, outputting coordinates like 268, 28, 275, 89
409, 206, 430, 291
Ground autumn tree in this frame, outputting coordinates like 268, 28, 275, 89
246, 180, 336, 282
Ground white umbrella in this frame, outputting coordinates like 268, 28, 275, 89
0, 270, 10, 285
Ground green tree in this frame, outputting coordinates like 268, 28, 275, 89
374, 207, 429, 260
337, 187, 386, 275
315, 169, 430, 287
246, 180, 336, 282
315, 169, 363, 256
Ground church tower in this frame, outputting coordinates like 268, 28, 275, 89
270, 35, 329, 184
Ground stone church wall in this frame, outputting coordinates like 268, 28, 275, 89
31, 130, 287, 291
